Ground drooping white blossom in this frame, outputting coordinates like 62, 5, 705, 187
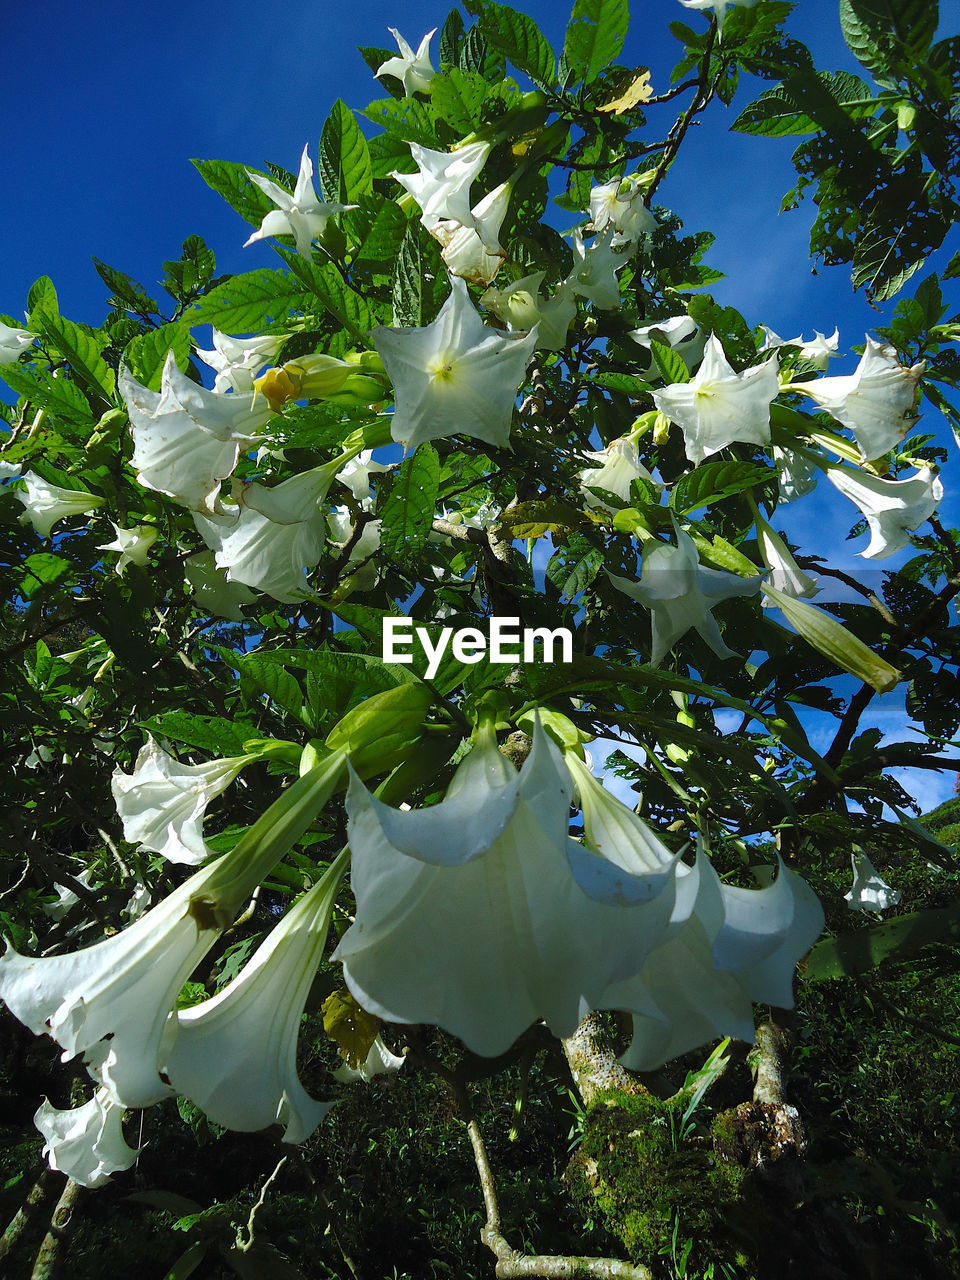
163, 851, 347, 1142
652, 335, 779, 465
194, 463, 338, 602
244, 144, 356, 258
679, 0, 760, 34
628, 315, 706, 370
760, 325, 840, 370
432, 181, 511, 286
589, 177, 656, 245
121, 350, 271, 513
111, 735, 250, 866
393, 141, 491, 232
372, 274, 537, 450
336, 450, 391, 501
481, 272, 577, 351
0, 321, 36, 364
566, 758, 823, 1071
184, 551, 257, 620
844, 850, 901, 913
194, 330, 287, 395
567, 226, 628, 311
42, 867, 99, 922
755, 511, 819, 601
333, 1035, 406, 1084
14, 471, 104, 538
608, 523, 760, 663
773, 445, 820, 503
376, 27, 437, 96
97, 522, 159, 575
34, 1088, 139, 1188
580, 437, 656, 513
0, 751, 348, 1108
334, 723, 679, 1057
790, 337, 925, 461
824, 463, 943, 559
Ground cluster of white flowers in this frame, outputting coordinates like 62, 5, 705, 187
0, 720, 823, 1185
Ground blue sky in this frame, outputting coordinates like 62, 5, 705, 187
4, 0, 959, 814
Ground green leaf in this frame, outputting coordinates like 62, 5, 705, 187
586, 371, 653, 397
123, 322, 191, 391
191, 157, 275, 226
804, 898, 960, 981
393, 223, 423, 327
381, 443, 440, 561
34, 312, 115, 400
650, 338, 690, 385
463, 0, 556, 87
27, 275, 58, 323
162, 236, 217, 303
361, 96, 438, 148
276, 252, 377, 342
431, 68, 491, 131
563, 0, 629, 85
93, 259, 160, 315
318, 99, 373, 204
840, 0, 938, 77
190, 269, 313, 332
239, 656, 309, 727
20, 553, 72, 599
139, 712, 256, 756
732, 71, 875, 137
352, 198, 409, 264
670, 461, 771, 515
0, 363, 94, 425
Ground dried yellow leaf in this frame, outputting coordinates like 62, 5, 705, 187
322, 989, 381, 1069
599, 69, 653, 115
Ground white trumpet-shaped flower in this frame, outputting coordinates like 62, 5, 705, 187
97, 522, 159, 575
433, 181, 511, 286
773, 445, 820, 503
376, 27, 437, 96
844, 850, 901, 913
334, 723, 680, 1057
333, 1035, 406, 1084
194, 461, 339, 602
824, 463, 943, 559
184, 551, 257, 621
760, 325, 840, 370
336, 449, 391, 501
567, 226, 628, 311
567, 759, 823, 1069
34, 1088, 139, 1188
628, 315, 706, 370
244, 144, 356, 258
481, 272, 577, 351
0, 321, 36, 364
111, 736, 251, 866
589, 177, 656, 245
755, 511, 819, 601
653, 335, 779, 465
790, 337, 925, 461
14, 472, 105, 538
679, 0, 760, 34
610, 849, 823, 1069
393, 141, 491, 231
194, 330, 287, 395
580, 437, 656, 513
0, 752, 348, 1108
373, 275, 537, 450
121, 350, 271, 513
608, 523, 760, 664
163, 850, 347, 1142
